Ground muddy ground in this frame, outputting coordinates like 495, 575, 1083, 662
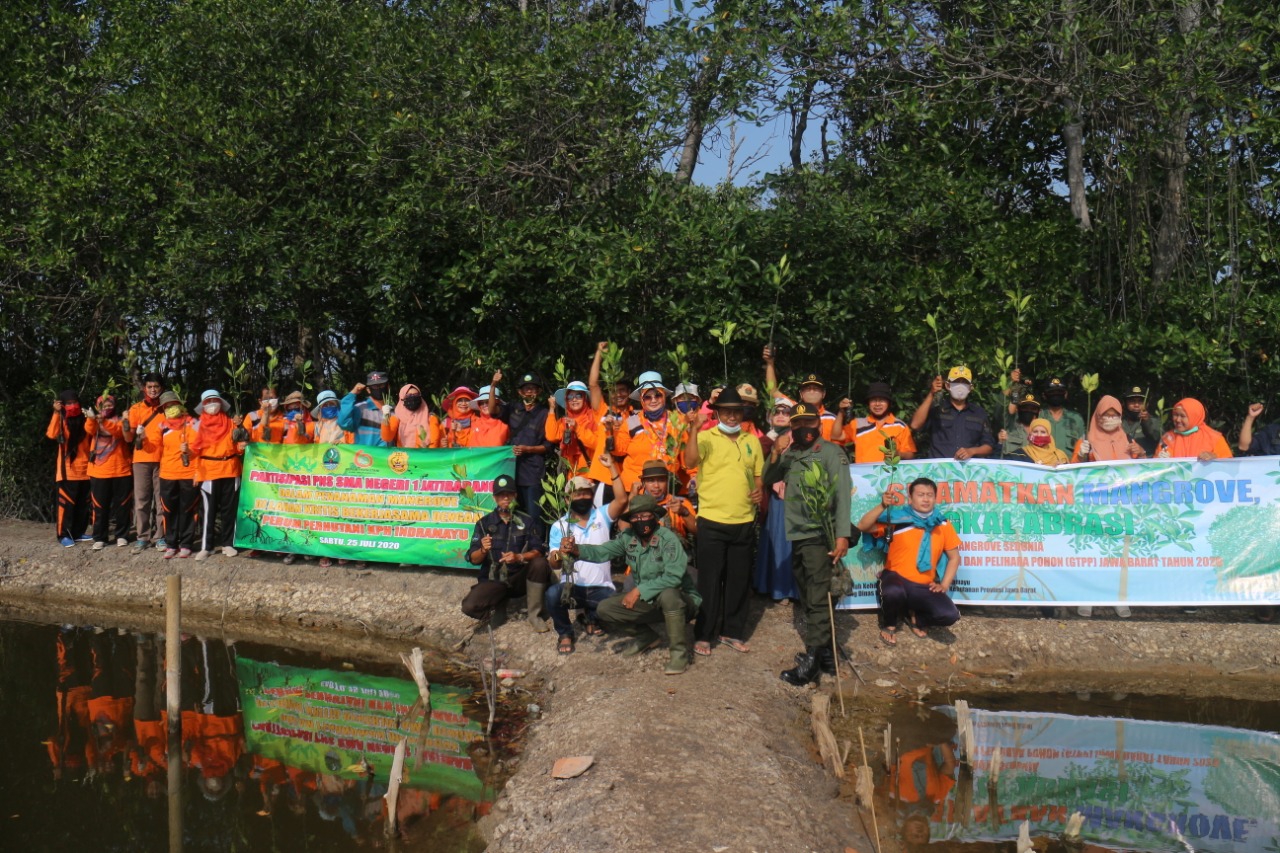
3, 517, 1279, 852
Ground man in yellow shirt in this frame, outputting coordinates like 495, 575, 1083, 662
683, 386, 763, 657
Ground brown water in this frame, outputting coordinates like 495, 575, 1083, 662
870, 691, 1280, 853
0, 616, 515, 852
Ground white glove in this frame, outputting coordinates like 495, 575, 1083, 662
84, 407, 97, 419
382, 404, 394, 417
1079, 439, 1091, 456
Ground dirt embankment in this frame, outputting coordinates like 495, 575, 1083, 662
3, 517, 1279, 851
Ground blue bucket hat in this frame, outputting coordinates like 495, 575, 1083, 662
629, 371, 672, 401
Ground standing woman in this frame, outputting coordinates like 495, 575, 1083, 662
381, 383, 440, 448
310, 390, 351, 445
156, 391, 199, 559
1071, 395, 1145, 463
85, 394, 134, 549
1156, 399, 1233, 461
192, 390, 245, 561
47, 390, 94, 547
439, 387, 478, 448
545, 381, 598, 478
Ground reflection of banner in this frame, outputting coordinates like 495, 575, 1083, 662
233, 444, 514, 566
838, 458, 1280, 608
928, 706, 1280, 853
235, 657, 489, 801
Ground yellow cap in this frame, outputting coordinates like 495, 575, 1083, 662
947, 366, 973, 383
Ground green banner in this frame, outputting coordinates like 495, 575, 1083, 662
233, 444, 514, 566
235, 656, 490, 801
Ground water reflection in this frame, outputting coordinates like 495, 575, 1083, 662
884, 701, 1280, 853
8, 620, 497, 851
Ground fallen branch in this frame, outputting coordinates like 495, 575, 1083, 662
810, 693, 844, 779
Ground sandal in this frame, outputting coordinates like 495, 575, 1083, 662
585, 623, 605, 637
318, 558, 333, 568
908, 620, 928, 639
693, 641, 713, 657
718, 636, 750, 654
879, 627, 898, 647
557, 636, 575, 655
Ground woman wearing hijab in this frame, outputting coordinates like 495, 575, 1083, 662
156, 391, 199, 559
546, 381, 598, 477
47, 390, 94, 546
1156, 399, 1233, 461
192, 390, 245, 561
1007, 418, 1068, 467
1071, 395, 1145, 462
753, 398, 800, 601
440, 387, 478, 448
380, 384, 440, 448
85, 394, 134, 549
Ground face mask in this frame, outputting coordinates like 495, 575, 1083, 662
792, 426, 820, 449
1176, 425, 1199, 436
204, 403, 221, 415
320, 404, 339, 419
643, 408, 665, 422
285, 409, 301, 421
370, 386, 387, 399
570, 498, 593, 515
100, 404, 115, 417
631, 518, 658, 539
1046, 393, 1066, 406
165, 406, 182, 419
675, 400, 698, 415
1017, 410, 1036, 427
1100, 416, 1122, 431
1029, 434, 1051, 447
743, 405, 758, 422
520, 391, 538, 404
718, 422, 741, 435
262, 398, 278, 411
949, 384, 971, 401
403, 395, 423, 411
63, 402, 82, 417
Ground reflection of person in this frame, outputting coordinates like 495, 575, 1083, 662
181, 637, 245, 800
858, 478, 961, 646
460, 475, 552, 621
49, 627, 93, 780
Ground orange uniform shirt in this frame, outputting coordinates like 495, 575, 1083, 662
872, 520, 960, 585
126, 399, 166, 463
381, 414, 441, 448
546, 408, 599, 477
46, 412, 92, 481
619, 413, 688, 491
586, 402, 632, 483
192, 422, 243, 482
470, 415, 510, 448
158, 417, 198, 481
243, 410, 286, 444
86, 417, 133, 478
842, 415, 917, 464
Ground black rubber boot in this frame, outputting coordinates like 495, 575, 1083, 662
815, 645, 836, 676
781, 647, 822, 686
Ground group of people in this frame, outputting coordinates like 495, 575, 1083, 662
46, 345, 1271, 680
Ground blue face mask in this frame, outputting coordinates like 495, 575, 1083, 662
676, 400, 699, 415
285, 410, 301, 421
320, 405, 338, 419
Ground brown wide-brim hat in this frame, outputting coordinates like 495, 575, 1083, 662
640, 460, 669, 480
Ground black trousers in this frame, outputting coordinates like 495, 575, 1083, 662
694, 518, 755, 643
91, 475, 133, 542
461, 557, 553, 619
55, 479, 91, 541
158, 477, 198, 550
199, 477, 240, 551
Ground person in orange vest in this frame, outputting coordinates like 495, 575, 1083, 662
471, 383, 511, 447
47, 390, 94, 546
192, 389, 246, 561
545, 381, 598, 477
310, 390, 352, 445
381, 383, 441, 447
123, 373, 168, 552
439, 386, 478, 448
280, 390, 313, 445
156, 390, 199, 559
618, 371, 689, 493
243, 386, 287, 444
85, 394, 134, 550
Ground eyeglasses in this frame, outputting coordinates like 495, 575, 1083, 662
630, 512, 655, 522
641, 392, 665, 401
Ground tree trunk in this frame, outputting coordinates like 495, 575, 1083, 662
675, 53, 726, 184
1063, 111, 1091, 230
789, 75, 815, 171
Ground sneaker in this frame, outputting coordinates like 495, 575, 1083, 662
116, 538, 129, 547
162, 548, 177, 559
131, 539, 148, 553
1115, 606, 1132, 618
177, 548, 192, 559
92, 541, 106, 551
76, 533, 94, 542
1077, 606, 1093, 617
59, 536, 75, 548
222, 546, 238, 558
154, 539, 168, 551
193, 550, 210, 562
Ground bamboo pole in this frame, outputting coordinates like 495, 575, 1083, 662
828, 593, 844, 717
857, 727, 882, 853
166, 574, 183, 853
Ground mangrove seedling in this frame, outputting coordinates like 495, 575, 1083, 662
710, 320, 738, 386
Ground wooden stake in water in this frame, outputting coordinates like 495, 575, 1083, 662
828, 593, 844, 717
385, 737, 407, 838
857, 726, 882, 853
166, 574, 183, 853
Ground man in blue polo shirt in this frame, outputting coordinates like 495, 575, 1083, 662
909, 366, 995, 461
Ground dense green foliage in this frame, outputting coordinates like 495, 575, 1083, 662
3, 0, 1278, 518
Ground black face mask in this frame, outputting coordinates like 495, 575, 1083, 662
792, 426, 820, 449
1017, 410, 1036, 427
1046, 393, 1066, 406
631, 518, 658, 539
403, 395, 423, 411
743, 405, 758, 423
570, 498, 593, 516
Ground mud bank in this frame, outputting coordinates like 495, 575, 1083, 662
3, 518, 1278, 851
